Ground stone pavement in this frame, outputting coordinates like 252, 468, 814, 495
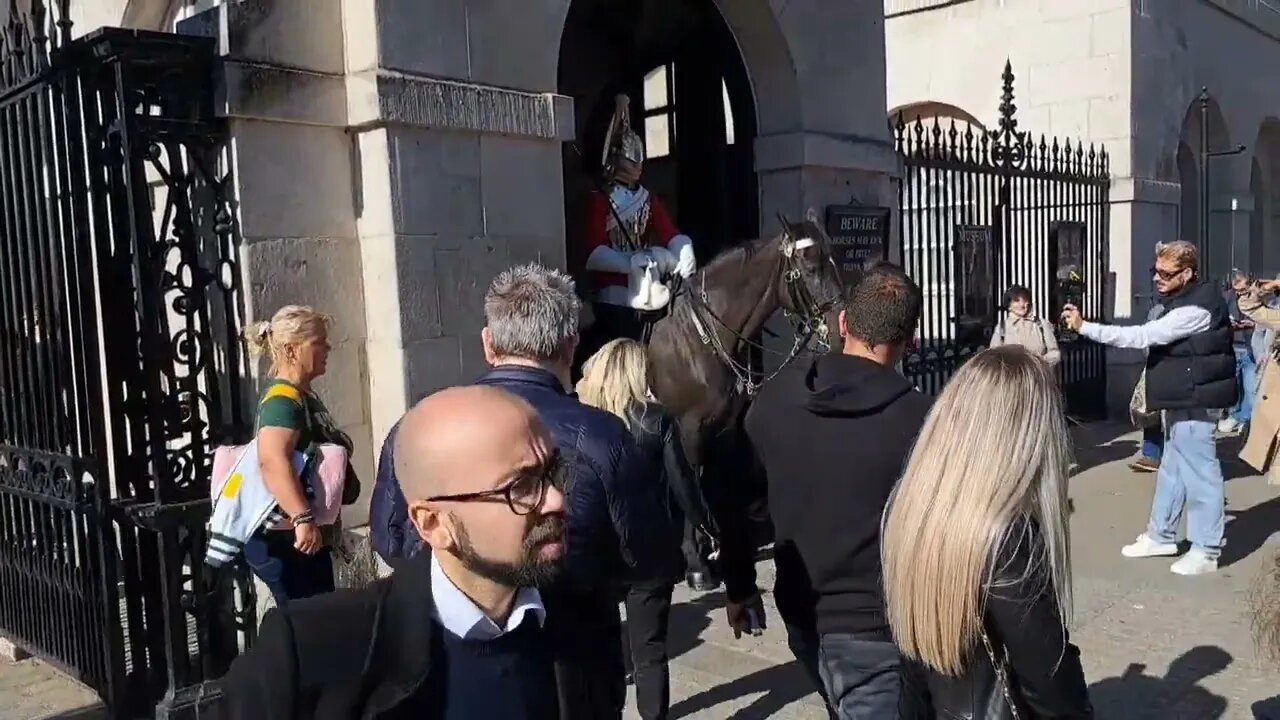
624, 422, 1280, 719
4, 423, 1280, 719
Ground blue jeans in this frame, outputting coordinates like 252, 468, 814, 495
243, 531, 335, 605
1147, 410, 1225, 559
818, 634, 907, 719
1231, 346, 1258, 424
1141, 424, 1164, 461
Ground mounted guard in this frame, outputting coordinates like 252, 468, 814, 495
582, 94, 698, 350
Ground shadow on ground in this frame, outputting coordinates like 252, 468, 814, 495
1088, 645, 1231, 719
669, 660, 816, 720
1070, 422, 1141, 476
1255, 695, 1280, 720
1221, 495, 1280, 568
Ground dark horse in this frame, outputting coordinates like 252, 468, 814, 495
646, 209, 846, 553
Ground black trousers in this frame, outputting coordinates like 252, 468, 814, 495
546, 587, 626, 720
623, 580, 676, 720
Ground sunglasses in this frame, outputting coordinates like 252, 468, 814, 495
1150, 266, 1186, 281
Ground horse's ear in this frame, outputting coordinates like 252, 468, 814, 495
805, 207, 821, 227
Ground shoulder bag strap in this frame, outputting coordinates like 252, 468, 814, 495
979, 626, 1022, 720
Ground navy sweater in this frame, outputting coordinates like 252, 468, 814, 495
419, 618, 559, 720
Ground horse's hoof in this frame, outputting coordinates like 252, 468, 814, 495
686, 571, 721, 593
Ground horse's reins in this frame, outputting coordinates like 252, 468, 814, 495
682, 229, 839, 396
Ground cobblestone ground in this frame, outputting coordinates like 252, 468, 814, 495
3, 423, 1279, 719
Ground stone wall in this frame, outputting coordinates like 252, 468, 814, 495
887, 0, 1280, 414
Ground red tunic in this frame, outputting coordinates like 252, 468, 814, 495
583, 189, 680, 292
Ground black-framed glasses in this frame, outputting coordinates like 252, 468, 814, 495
424, 451, 565, 516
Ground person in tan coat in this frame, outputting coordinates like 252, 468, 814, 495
1238, 277, 1280, 485
989, 285, 1061, 366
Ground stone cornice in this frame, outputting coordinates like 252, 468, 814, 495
885, 0, 974, 19
755, 131, 901, 176
216, 62, 575, 141
347, 70, 574, 140
1202, 0, 1280, 41
1109, 176, 1182, 205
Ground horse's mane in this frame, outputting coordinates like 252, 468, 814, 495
698, 219, 825, 276
699, 234, 777, 276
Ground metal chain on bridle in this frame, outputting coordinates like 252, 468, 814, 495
682, 227, 840, 396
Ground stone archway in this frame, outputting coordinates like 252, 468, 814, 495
554, 0, 896, 227
1177, 93, 1232, 276
557, 0, 759, 277
1252, 117, 1280, 276
889, 100, 987, 132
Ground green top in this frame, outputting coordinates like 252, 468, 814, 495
255, 379, 345, 451
255, 378, 351, 543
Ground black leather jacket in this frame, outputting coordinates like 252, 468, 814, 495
624, 403, 715, 565
916, 524, 1094, 720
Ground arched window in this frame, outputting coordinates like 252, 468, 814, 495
643, 65, 676, 158
642, 63, 738, 157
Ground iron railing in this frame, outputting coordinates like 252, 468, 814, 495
0, 3, 254, 716
896, 62, 1111, 417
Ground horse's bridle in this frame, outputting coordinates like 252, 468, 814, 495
683, 227, 842, 396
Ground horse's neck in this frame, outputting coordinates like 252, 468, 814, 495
700, 241, 781, 341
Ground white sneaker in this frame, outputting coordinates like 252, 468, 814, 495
1217, 418, 1242, 434
1121, 533, 1179, 558
1170, 550, 1218, 575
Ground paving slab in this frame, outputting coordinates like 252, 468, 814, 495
4, 423, 1279, 719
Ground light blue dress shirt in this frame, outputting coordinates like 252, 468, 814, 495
430, 553, 546, 641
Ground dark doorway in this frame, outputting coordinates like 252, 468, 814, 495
558, 0, 758, 278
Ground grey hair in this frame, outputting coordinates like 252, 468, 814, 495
484, 263, 582, 361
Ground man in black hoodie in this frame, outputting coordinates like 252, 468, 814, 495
725, 264, 929, 719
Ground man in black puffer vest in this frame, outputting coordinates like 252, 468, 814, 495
1063, 240, 1236, 576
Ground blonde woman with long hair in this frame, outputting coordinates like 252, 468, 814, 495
881, 346, 1093, 718
577, 338, 713, 720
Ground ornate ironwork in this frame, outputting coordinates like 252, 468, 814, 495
0, 21, 251, 718
894, 61, 1111, 417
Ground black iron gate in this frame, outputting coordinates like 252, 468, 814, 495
896, 62, 1111, 418
0, 5, 253, 717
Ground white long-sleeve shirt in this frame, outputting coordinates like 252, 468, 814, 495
1078, 306, 1213, 350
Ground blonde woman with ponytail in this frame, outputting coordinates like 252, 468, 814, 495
244, 305, 351, 604
882, 346, 1093, 719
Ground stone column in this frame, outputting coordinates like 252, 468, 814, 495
342, 1, 575, 454
180, 0, 374, 498
714, 0, 898, 365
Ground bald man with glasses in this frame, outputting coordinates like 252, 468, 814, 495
222, 385, 568, 720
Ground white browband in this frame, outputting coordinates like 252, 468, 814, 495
794, 238, 816, 250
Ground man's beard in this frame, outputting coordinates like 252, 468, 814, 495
451, 513, 566, 588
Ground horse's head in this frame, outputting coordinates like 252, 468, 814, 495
774, 209, 846, 344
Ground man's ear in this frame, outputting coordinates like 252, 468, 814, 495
481, 327, 498, 366
409, 500, 454, 552
838, 309, 850, 339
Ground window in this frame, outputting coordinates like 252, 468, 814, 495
723, 80, 735, 145
643, 65, 676, 158
641, 66, 739, 155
